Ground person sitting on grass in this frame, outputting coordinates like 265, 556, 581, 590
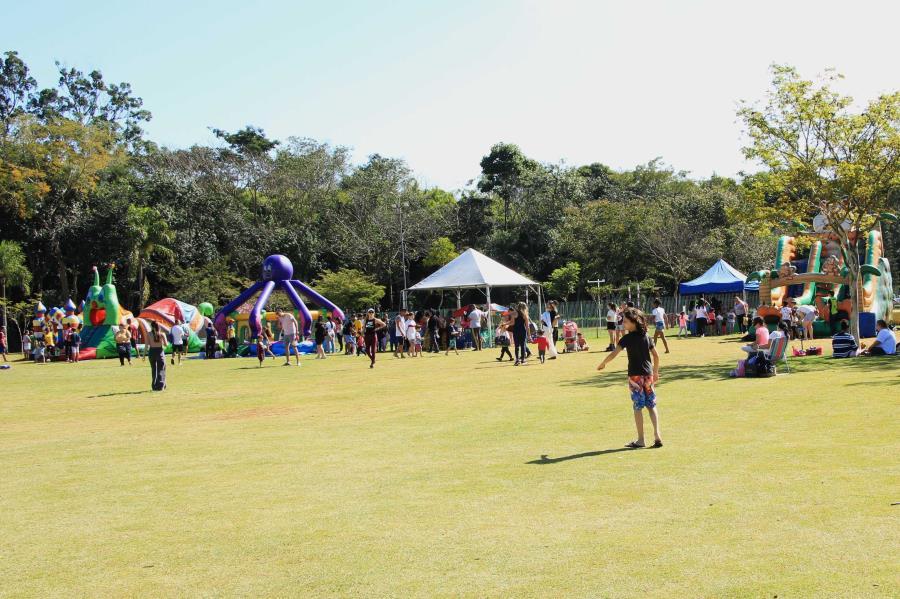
860, 320, 896, 356
831, 319, 859, 358
596, 308, 663, 449
740, 317, 770, 354
576, 332, 590, 351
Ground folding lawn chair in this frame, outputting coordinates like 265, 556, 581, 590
767, 335, 790, 374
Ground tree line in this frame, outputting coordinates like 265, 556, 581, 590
2, 51, 898, 321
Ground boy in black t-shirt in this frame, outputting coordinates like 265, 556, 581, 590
597, 308, 663, 448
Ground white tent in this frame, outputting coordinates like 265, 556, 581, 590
407, 249, 541, 344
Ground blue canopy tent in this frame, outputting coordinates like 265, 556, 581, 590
679, 259, 759, 295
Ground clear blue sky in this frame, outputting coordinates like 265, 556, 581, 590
5, 0, 898, 190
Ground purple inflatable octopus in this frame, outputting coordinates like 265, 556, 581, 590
214, 255, 345, 339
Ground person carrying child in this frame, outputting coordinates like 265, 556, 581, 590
596, 308, 663, 449
22, 332, 32, 360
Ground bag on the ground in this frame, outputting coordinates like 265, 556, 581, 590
750, 352, 776, 377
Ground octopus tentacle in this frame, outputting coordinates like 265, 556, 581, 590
214, 280, 264, 337
279, 280, 313, 337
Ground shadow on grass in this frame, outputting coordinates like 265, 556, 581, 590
527, 447, 651, 464
88, 390, 151, 398
563, 361, 735, 386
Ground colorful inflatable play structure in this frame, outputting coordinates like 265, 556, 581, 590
137, 298, 207, 353
746, 218, 894, 338
77, 264, 136, 359
214, 254, 345, 341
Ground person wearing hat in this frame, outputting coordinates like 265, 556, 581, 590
362, 308, 387, 368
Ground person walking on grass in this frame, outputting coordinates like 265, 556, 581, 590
651, 299, 670, 353
0, 326, 7, 362
509, 302, 530, 366
540, 301, 559, 359
147, 320, 167, 391
277, 309, 301, 367
115, 324, 132, 366
70, 324, 81, 363
314, 315, 328, 360
170, 319, 185, 365
446, 317, 460, 355
393, 310, 408, 358
468, 305, 484, 351
596, 308, 663, 449
127, 317, 143, 361
363, 308, 387, 368
605, 302, 618, 351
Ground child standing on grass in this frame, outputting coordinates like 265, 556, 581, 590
413, 328, 423, 357
446, 318, 460, 356
22, 332, 32, 360
596, 308, 663, 449
535, 329, 550, 363
70, 325, 81, 363
257, 334, 268, 367
677, 311, 688, 338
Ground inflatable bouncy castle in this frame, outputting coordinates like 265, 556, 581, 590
747, 217, 893, 338
78, 264, 135, 359
137, 298, 206, 353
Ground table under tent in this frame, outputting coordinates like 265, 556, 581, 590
406, 249, 540, 347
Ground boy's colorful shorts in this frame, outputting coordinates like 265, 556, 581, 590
628, 375, 657, 410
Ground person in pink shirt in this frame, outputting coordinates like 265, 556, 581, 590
740, 317, 770, 354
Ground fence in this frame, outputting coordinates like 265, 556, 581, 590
528, 292, 760, 332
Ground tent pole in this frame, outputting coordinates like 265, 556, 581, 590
537, 285, 543, 322
456, 288, 461, 310
486, 285, 493, 348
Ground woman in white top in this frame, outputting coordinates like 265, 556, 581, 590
694, 300, 709, 337
651, 299, 670, 353
605, 302, 618, 351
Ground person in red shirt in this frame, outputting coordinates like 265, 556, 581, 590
535, 329, 550, 363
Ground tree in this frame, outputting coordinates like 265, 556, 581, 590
0, 240, 31, 330
126, 205, 175, 308
739, 65, 900, 339
423, 237, 458, 268
545, 261, 581, 301
478, 142, 538, 226
3, 116, 120, 298
0, 51, 37, 137
313, 268, 385, 311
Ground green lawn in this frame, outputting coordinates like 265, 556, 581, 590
1, 333, 898, 597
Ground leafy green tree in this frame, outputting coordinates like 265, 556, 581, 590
313, 268, 385, 311
423, 237, 458, 268
739, 65, 900, 338
0, 240, 31, 330
126, 205, 175, 308
0, 51, 37, 137
478, 142, 538, 226
545, 261, 581, 301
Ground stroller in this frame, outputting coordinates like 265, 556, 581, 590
562, 321, 579, 352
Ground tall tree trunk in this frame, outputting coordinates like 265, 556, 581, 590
136, 260, 145, 310
1, 280, 6, 331
846, 245, 862, 342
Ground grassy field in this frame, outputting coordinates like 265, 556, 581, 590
1, 332, 898, 598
